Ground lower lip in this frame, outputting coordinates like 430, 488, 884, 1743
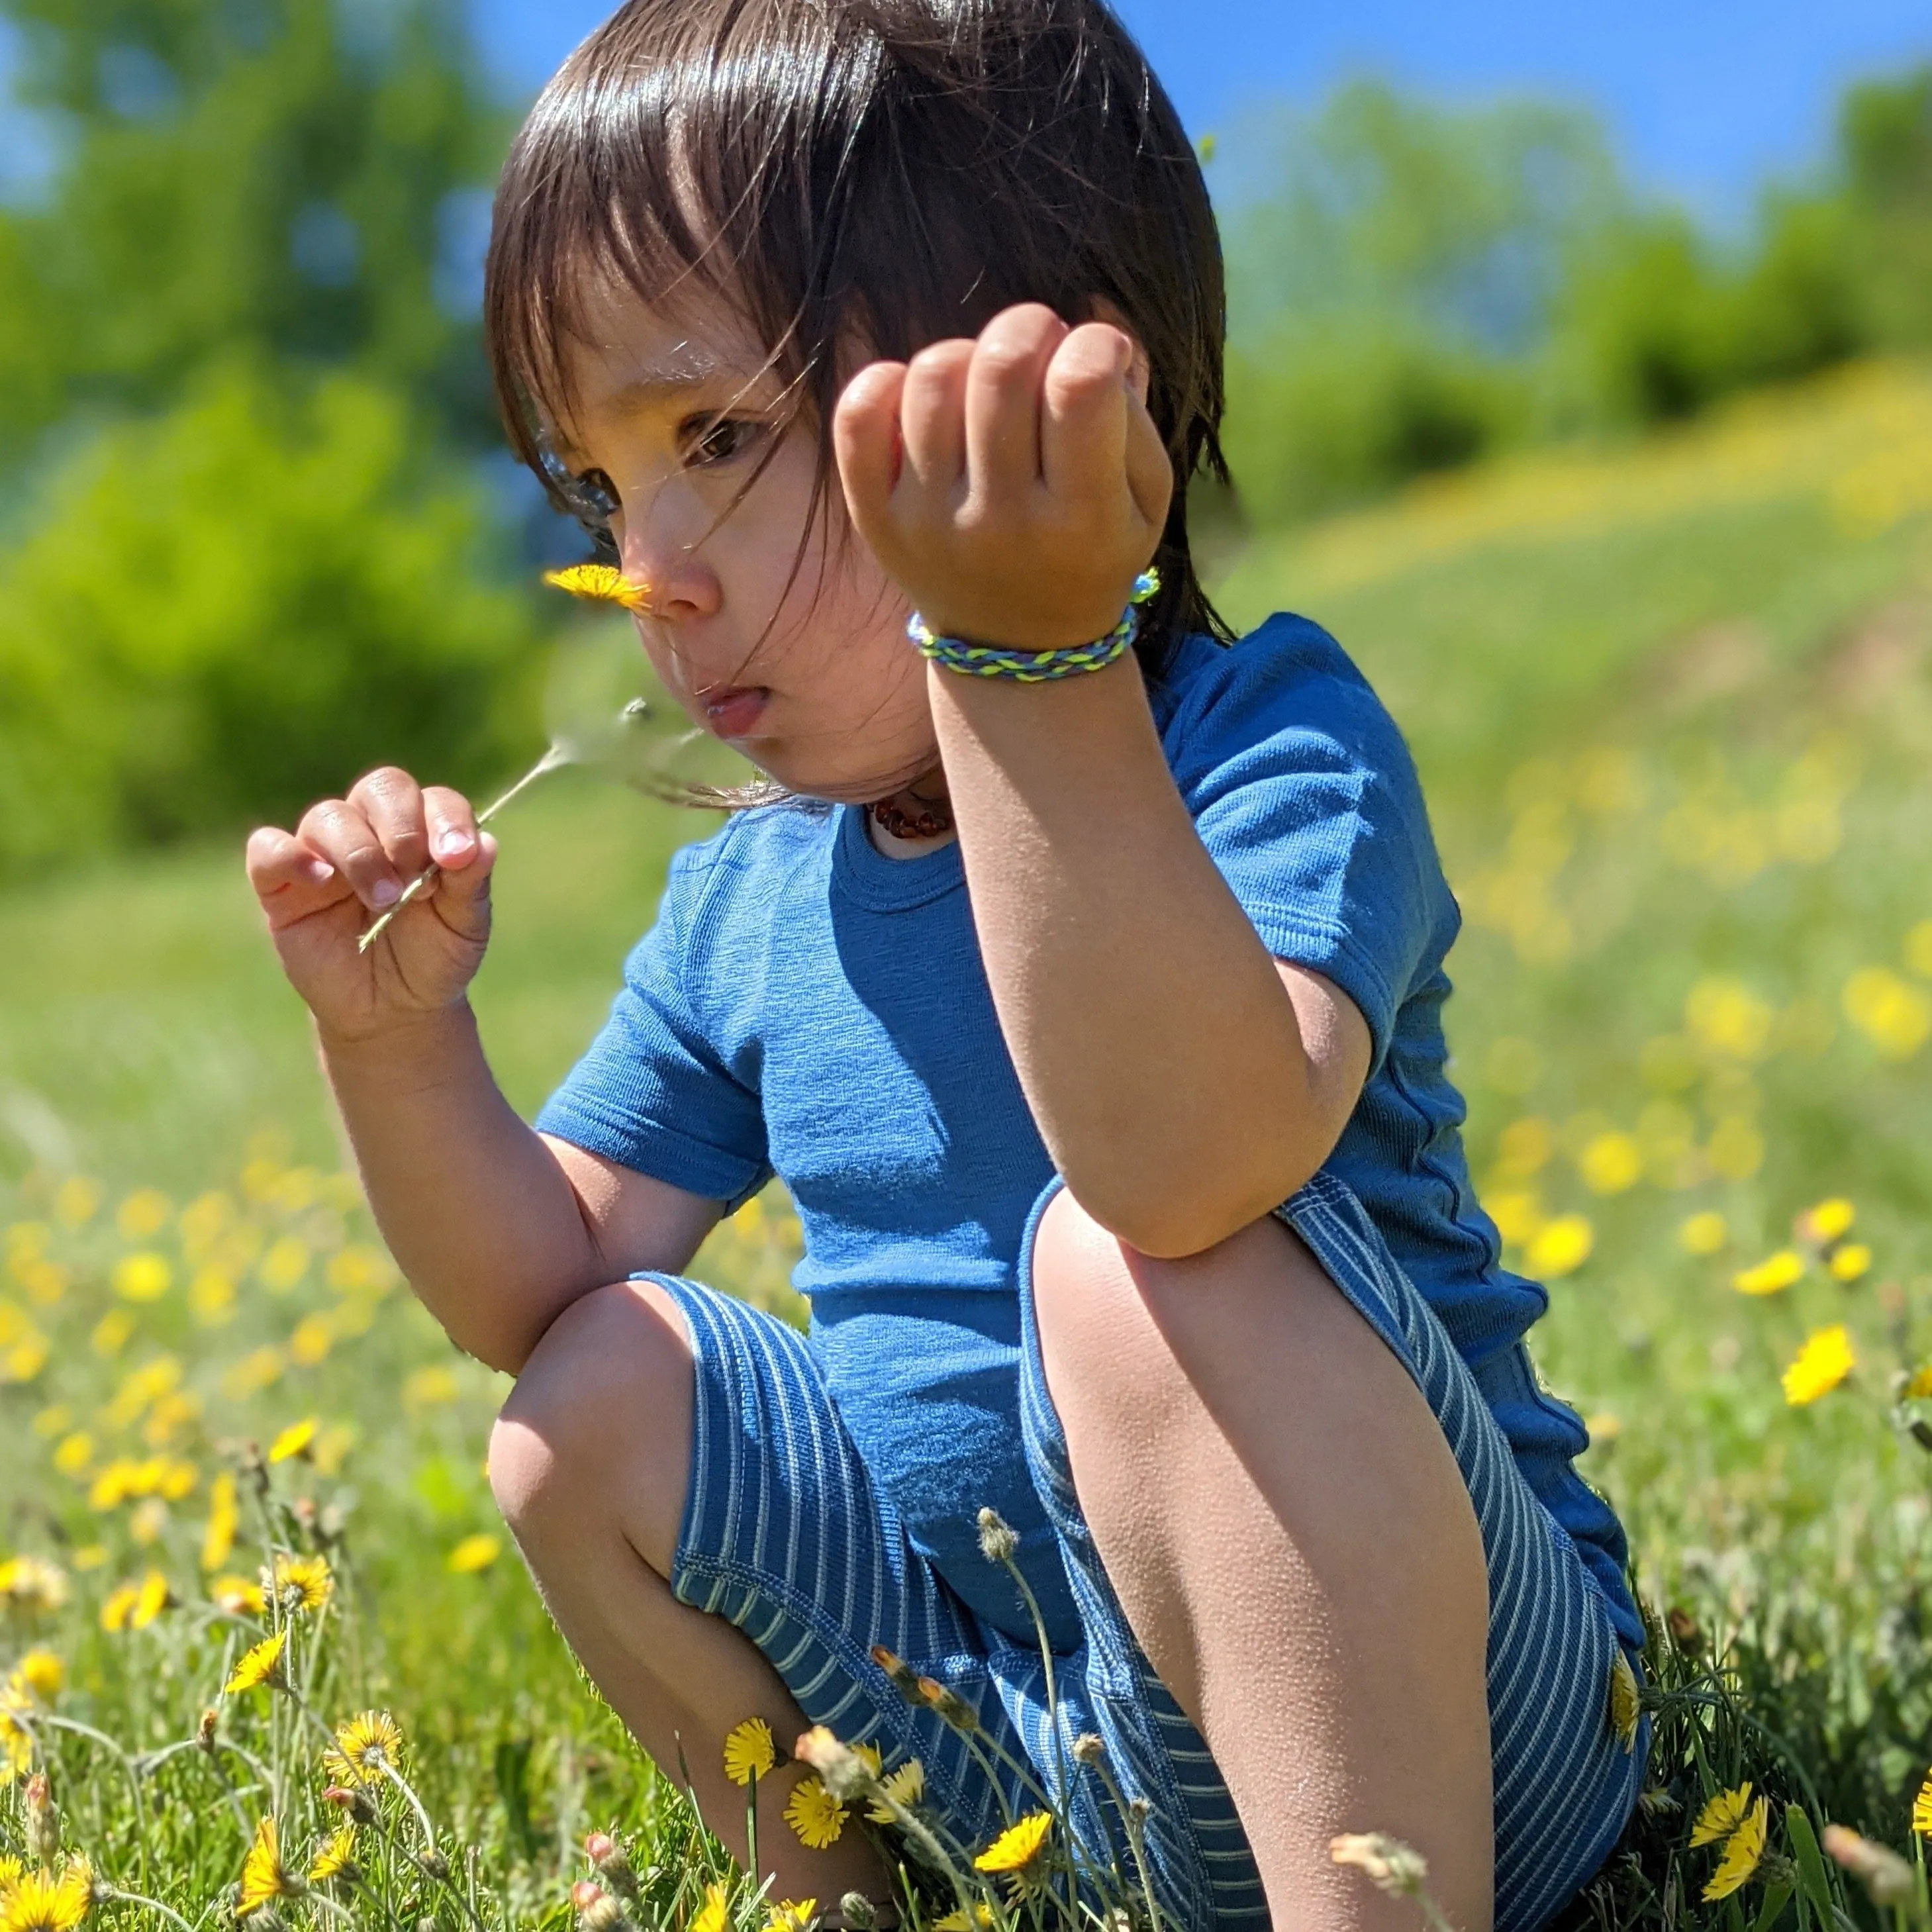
702, 687, 770, 738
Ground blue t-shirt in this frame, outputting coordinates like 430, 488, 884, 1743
537, 616, 1639, 1651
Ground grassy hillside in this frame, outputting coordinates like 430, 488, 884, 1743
5, 362, 1932, 1928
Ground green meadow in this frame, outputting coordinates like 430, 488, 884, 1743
6, 362, 1932, 1931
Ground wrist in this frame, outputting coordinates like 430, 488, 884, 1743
315, 1000, 479, 1075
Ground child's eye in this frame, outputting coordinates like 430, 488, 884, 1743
684, 416, 765, 468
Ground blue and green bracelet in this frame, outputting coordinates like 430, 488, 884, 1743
907, 567, 1160, 681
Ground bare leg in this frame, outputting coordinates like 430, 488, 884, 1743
487, 1280, 893, 1904
1030, 1192, 1494, 1932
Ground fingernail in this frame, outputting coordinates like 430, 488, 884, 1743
369, 879, 401, 908
306, 859, 334, 885
434, 828, 473, 859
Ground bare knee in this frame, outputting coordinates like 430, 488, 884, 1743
488, 1279, 694, 1574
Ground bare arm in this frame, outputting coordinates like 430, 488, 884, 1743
248, 766, 718, 1375
837, 305, 1371, 1257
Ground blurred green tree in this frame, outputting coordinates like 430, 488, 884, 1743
0, 0, 507, 468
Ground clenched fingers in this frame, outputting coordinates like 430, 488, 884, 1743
246, 826, 347, 926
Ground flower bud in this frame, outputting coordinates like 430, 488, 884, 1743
24, 1773, 59, 1868
1823, 1825, 1918, 1908
572, 1881, 628, 1932
1330, 1833, 1429, 1898
916, 1677, 979, 1734
1071, 1733, 1105, 1766
197, 1708, 219, 1751
975, 1508, 1019, 1567
869, 1644, 926, 1706
838, 1894, 878, 1930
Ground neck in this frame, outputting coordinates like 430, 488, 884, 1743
865, 767, 955, 856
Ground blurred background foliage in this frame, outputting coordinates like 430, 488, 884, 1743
0, 0, 1927, 875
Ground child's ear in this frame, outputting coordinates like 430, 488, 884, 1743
1085, 295, 1151, 406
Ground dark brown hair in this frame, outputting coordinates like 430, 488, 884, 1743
483, 0, 1230, 671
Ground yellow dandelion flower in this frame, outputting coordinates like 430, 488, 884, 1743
224, 1631, 287, 1696
0, 1852, 21, 1890
267, 1418, 316, 1465
1783, 1326, 1855, 1406
99, 1584, 139, 1634
932, 1910, 996, 1932
0, 1557, 68, 1616
14, 1653, 62, 1702
111, 1254, 171, 1304
973, 1811, 1052, 1874
1798, 1198, 1856, 1244
238, 1816, 301, 1917
1911, 1768, 1932, 1839
211, 1574, 267, 1618
1690, 1783, 1753, 1847
1679, 1212, 1728, 1257
1607, 1648, 1640, 1751
273, 1554, 332, 1614
691, 1884, 728, 1932
0, 1708, 32, 1785
1908, 1367, 1932, 1402
1827, 1243, 1872, 1282
203, 1473, 238, 1574
130, 1570, 169, 1629
723, 1716, 776, 1786
322, 1710, 403, 1786
1525, 1214, 1593, 1279
0, 1859, 91, 1932
543, 564, 652, 612
446, 1534, 501, 1574
1733, 1251, 1804, 1296
783, 1775, 847, 1850
867, 1758, 924, 1823
307, 1825, 356, 1884
762, 1900, 816, 1932
1702, 1797, 1769, 1902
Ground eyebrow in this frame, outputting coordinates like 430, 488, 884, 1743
593, 340, 763, 410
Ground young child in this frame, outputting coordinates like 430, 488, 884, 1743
246, 2, 1647, 1926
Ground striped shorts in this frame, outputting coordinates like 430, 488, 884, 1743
646, 1171, 1646, 1932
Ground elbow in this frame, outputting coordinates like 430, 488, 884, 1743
1064, 1147, 1326, 1261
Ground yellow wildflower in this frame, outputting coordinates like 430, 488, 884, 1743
131, 1570, 169, 1629
267, 1418, 316, 1465
110, 1255, 171, 1304
783, 1775, 846, 1850
932, 1909, 996, 1932
1797, 1198, 1856, 1244
211, 1575, 267, 1618
307, 1826, 356, 1884
543, 563, 652, 612
1911, 1769, 1932, 1839
1827, 1243, 1872, 1282
238, 1817, 301, 1917
203, 1473, 238, 1573
52, 1178, 99, 1227
0, 1859, 91, 1931
322, 1710, 404, 1786
0, 1558, 67, 1616
691, 1883, 728, 1932
867, 1759, 924, 1823
1607, 1649, 1640, 1751
446, 1534, 501, 1574
1525, 1214, 1592, 1279
762, 1902, 816, 1932
273, 1554, 332, 1614
1908, 1367, 1932, 1402
1783, 1326, 1855, 1406
224, 1631, 287, 1696
13, 1653, 62, 1703
1679, 1212, 1728, 1257
116, 1189, 172, 1239
1733, 1251, 1804, 1296
973, 1811, 1052, 1874
1690, 1783, 1753, 1847
403, 1366, 458, 1410
1702, 1797, 1769, 1902
1578, 1132, 1643, 1195
0, 1708, 31, 1785
1844, 967, 1931, 1059
99, 1585, 138, 1634
723, 1716, 777, 1786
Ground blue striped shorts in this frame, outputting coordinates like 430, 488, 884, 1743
645, 1171, 1645, 1932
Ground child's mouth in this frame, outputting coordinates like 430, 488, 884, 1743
699, 685, 770, 738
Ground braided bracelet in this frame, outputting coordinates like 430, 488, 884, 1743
908, 568, 1160, 682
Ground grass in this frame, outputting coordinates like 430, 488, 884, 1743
8, 360, 1932, 1930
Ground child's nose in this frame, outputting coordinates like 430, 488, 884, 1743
620, 526, 722, 623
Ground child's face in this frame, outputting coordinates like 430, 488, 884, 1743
550, 278, 936, 804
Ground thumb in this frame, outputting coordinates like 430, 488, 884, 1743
432, 832, 497, 936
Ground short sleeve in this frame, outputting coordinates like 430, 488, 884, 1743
534, 845, 771, 1207
1161, 617, 1455, 1070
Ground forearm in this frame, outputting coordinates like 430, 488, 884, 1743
318, 1004, 612, 1372
932, 655, 1328, 1255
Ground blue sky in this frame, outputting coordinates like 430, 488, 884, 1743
470, 0, 1932, 222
